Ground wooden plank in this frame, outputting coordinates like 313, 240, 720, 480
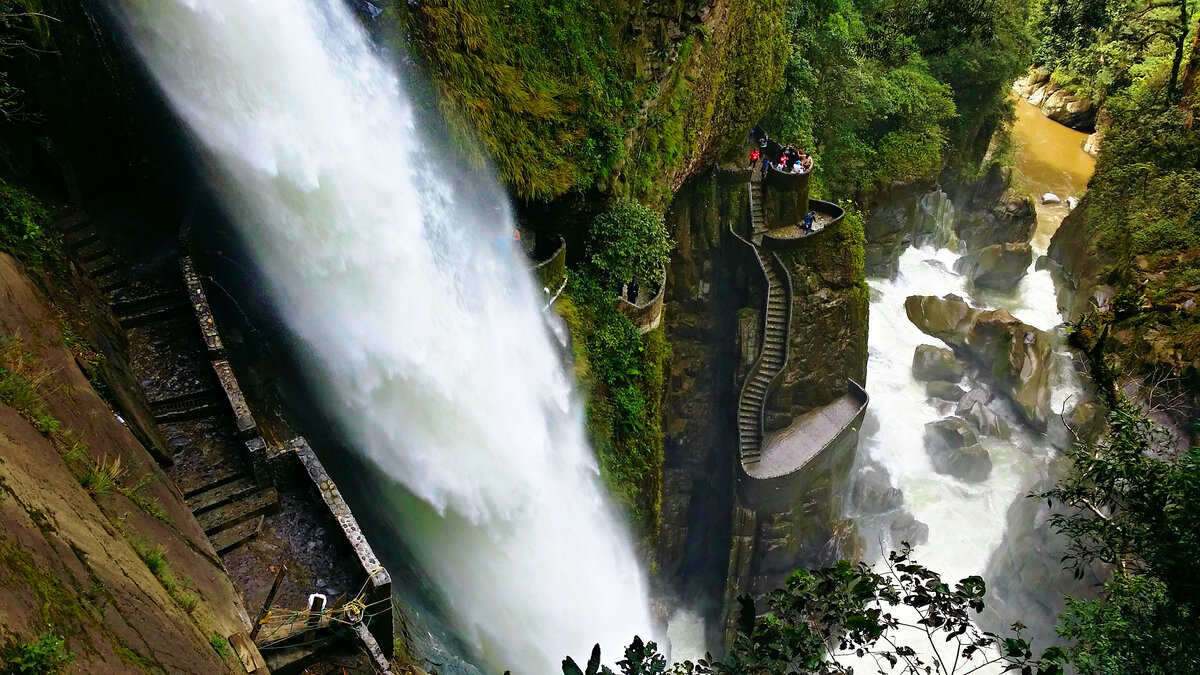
229, 631, 268, 672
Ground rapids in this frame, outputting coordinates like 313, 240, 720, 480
110, 0, 654, 671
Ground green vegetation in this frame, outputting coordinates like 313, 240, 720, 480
128, 539, 200, 614
565, 547, 1064, 674
557, 275, 667, 537
587, 200, 673, 291
208, 634, 230, 658
1, 631, 73, 675
763, 0, 1031, 196
399, 0, 788, 202
0, 184, 60, 273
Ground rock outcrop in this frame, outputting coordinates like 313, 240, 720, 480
1013, 68, 1097, 131
851, 464, 904, 514
953, 242, 1033, 293
863, 186, 955, 277
0, 253, 250, 673
954, 388, 1013, 439
905, 294, 1056, 430
946, 164, 1037, 252
924, 417, 993, 482
912, 344, 964, 382
926, 380, 966, 401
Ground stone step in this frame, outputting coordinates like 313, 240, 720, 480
85, 256, 120, 277
74, 240, 109, 263
95, 270, 128, 292
113, 292, 188, 328
151, 390, 226, 423
197, 488, 279, 535
177, 461, 250, 499
187, 476, 260, 515
210, 515, 264, 555
56, 211, 89, 234
65, 229, 98, 249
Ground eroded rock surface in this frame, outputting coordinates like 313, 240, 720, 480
954, 242, 1033, 293
924, 416, 993, 482
906, 294, 1055, 430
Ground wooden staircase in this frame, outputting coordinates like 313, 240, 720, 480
736, 178, 792, 464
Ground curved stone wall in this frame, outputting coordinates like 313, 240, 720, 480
531, 236, 567, 294
615, 271, 667, 333
760, 167, 812, 229
760, 199, 846, 250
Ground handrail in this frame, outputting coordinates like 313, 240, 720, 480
759, 199, 845, 248
729, 225, 793, 466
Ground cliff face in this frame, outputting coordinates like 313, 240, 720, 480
659, 168, 868, 647
0, 254, 250, 673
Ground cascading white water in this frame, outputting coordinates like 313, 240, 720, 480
111, 1, 653, 671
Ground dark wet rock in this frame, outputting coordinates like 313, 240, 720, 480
924, 417, 992, 482
955, 389, 1013, 439
851, 464, 903, 514
945, 164, 1036, 251
953, 242, 1033, 293
889, 511, 930, 547
926, 380, 966, 401
912, 344, 964, 382
906, 294, 1055, 430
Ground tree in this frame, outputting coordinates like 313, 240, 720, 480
587, 200, 673, 292
564, 547, 1064, 675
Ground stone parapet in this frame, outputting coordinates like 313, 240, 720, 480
615, 270, 667, 333
180, 256, 224, 356
291, 437, 394, 656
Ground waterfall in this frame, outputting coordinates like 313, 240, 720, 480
110, 1, 653, 671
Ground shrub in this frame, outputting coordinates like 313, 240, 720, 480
208, 634, 229, 658
587, 200, 673, 292
2, 631, 73, 674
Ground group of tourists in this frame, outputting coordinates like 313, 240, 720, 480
746, 126, 814, 176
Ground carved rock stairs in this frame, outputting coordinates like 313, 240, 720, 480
737, 179, 792, 464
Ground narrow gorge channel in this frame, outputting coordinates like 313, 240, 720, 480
851, 98, 1096, 650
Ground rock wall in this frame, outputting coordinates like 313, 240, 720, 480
0, 253, 251, 673
658, 168, 752, 631
1013, 68, 1098, 131
863, 164, 1035, 278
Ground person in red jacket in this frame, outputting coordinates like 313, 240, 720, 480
747, 147, 761, 169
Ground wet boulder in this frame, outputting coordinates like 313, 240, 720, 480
1040, 193, 1061, 205
924, 417, 992, 482
912, 344, 964, 382
889, 511, 930, 547
907, 294, 1056, 431
926, 381, 966, 401
953, 242, 1033, 293
851, 464, 903, 514
904, 294, 982, 344
954, 389, 1012, 439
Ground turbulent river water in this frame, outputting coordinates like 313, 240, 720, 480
111, 1, 653, 671
850, 98, 1095, 665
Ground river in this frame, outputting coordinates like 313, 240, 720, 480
848, 98, 1095, 665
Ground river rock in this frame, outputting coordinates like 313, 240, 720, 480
889, 511, 930, 547
926, 380, 966, 401
1040, 192, 1060, 205
912, 344, 964, 382
851, 464, 903, 514
1066, 196, 1079, 210
953, 242, 1033, 293
954, 389, 1012, 439
906, 294, 1055, 430
924, 417, 993, 482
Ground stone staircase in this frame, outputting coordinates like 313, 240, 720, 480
749, 174, 766, 236
736, 179, 792, 465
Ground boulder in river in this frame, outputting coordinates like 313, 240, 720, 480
953, 242, 1033, 293
954, 389, 1012, 439
924, 417, 993, 482
906, 294, 1055, 430
1040, 193, 1060, 204
1067, 196, 1079, 210
889, 511, 930, 547
926, 380, 966, 402
851, 463, 903, 515
912, 344, 964, 382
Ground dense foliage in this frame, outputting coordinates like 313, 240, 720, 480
398, 0, 787, 202
1039, 314, 1200, 673
588, 200, 673, 292
564, 548, 1064, 675
762, 0, 1031, 196
556, 275, 667, 536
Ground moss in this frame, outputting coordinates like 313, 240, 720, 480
0, 539, 85, 639
557, 274, 668, 540
0, 184, 63, 275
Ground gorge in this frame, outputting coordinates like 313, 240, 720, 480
0, 0, 1194, 673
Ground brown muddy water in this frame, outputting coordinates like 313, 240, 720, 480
1010, 99, 1096, 251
